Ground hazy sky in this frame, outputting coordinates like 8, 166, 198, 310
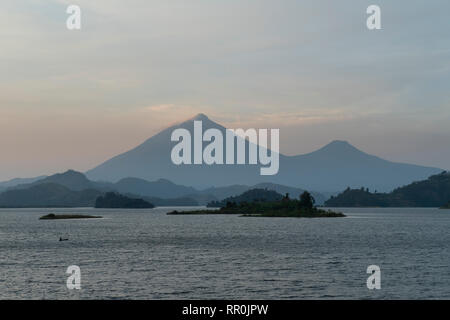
1, 0, 449, 180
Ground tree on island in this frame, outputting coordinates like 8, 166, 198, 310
282, 193, 290, 202
299, 191, 315, 209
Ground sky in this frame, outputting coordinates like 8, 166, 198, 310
0, 0, 449, 180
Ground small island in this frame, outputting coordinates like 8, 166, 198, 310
39, 213, 102, 220
441, 202, 450, 209
168, 191, 345, 218
325, 171, 450, 208
95, 192, 154, 209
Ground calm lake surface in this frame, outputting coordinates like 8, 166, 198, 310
1, 207, 449, 299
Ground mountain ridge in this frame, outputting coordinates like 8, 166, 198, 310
86, 114, 442, 192
0, 169, 329, 206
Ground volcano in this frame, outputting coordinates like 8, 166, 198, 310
86, 114, 441, 192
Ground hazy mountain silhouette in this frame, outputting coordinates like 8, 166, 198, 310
6, 170, 198, 198
86, 114, 442, 192
201, 183, 326, 204
281, 140, 444, 191
0, 170, 203, 207
0, 175, 47, 192
0, 169, 330, 207
87, 113, 264, 187
0, 183, 102, 208
12, 170, 98, 191
115, 177, 197, 198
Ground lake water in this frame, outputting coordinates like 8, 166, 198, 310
0, 207, 449, 299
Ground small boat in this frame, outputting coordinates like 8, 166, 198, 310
59, 237, 69, 241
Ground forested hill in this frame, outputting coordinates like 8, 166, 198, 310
325, 171, 450, 207
95, 192, 154, 209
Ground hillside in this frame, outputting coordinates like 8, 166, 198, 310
114, 177, 197, 198
12, 170, 100, 191
0, 183, 102, 208
0, 171, 203, 207
325, 171, 450, 207
201, 182, 326, 205
86, 114, 441, 192
1, 169, 330, 206
0, 175, 47, 190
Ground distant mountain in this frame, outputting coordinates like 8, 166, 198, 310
0, 183, 102, 208
201, 183, 326, 205
0, 175, 47, 191
0, 170, 201, 207
325, 171, 450, 207
280, 140, 442, 192
113, 179, 327, 205
115, 177, 197, 198
86, 114, 442, 192
12, 170, 98, 191
86, 113, 263, 187
112, 177, 323, 205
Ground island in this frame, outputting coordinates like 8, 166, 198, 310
39, 213, 102, 220
168, 191, 345, 218
95, 192, 155, 209
325, 171, 450, 207
441, 202, 450, 209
